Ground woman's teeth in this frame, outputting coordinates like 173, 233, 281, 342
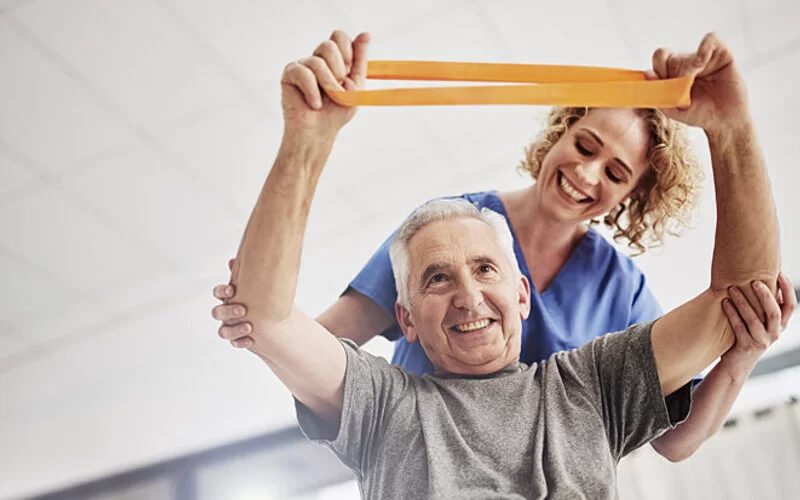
559, 174, 590, 203
454, 319, 491, 333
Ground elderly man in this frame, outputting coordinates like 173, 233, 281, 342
217, 31, 791, 498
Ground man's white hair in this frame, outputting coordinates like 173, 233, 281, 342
388, 198, 522, 309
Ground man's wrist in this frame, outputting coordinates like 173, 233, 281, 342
716, 351, 760, 384
277, 130, 336, 172
703, 110, 755, 147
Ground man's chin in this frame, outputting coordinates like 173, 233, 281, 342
446, 350, 512, 375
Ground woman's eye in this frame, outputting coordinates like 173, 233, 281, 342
575, 139, 593, 156
605, 166, 623, 184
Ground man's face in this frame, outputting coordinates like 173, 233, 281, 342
395, 217, 531, 375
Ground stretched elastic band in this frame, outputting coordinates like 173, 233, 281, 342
325, 61, 693, 108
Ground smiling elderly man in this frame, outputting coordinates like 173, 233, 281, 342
217, 31, 787, 499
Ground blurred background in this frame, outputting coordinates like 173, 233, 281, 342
0, 0, 798, 498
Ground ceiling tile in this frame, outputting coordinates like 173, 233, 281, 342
0, 184, 161, 294
96, 257, 225, 321
473, 0, 635, 67
0, 20, 135, 173
5, 299, 106, 352
611, 0, 751, 66
61, 144, 243, 266
405, 105, 545, 179
161, 94, 366, 248
742, 0, 795, 20
166, 0, 347, 93
11, 0, 241, 134
159, 98, 283, 220
322, 107, 449, 212
369, 3, 511, 62
0, 327, 29, 363
0, 0, 30, 11
326, 0, 452, 39
0, 148, 38, 197
746, 1, 800, 58
0, 247, 76, 325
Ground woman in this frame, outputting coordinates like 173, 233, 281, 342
210, 31, 796, 461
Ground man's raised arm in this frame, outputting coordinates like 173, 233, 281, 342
224, 31, 371, 421
649, 33, 781, 395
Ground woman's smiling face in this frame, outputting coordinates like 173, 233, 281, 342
536, 108, 652, 223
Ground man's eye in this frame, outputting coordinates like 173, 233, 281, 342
479, 265, 495, 274
429, 274, 447, 284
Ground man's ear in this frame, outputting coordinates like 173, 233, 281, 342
518, 275, 531, 320
395, 302, 419, 344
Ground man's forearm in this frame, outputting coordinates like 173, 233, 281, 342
231, 135, 336, 324
707, 121, 780, 292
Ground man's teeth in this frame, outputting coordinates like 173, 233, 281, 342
454, 319, 491, 332
559, 175, 589, 202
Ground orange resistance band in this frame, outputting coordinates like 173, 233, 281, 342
325, 61, 694, 108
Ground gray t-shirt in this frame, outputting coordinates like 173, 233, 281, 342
296, 321, 691, 499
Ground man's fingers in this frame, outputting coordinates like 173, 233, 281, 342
228, 258, 235, 271
211, 303, 247, 322
282, 61, 324, 109
218, 322, 253, 341
300, 55, 344, 95
652, 47, 670, 80
330, 30, 353, 74
778, 272, 798, 331
313, 39, 348, 83
695, 32, 720, 66
349, 32, 371, 87
213, 284, 234, 300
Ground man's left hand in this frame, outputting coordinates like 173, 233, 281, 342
648, 32, 751, 135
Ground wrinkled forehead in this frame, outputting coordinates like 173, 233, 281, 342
407, 218, 506, 275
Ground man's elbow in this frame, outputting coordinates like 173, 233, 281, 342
710, 267, 780, 295
651, 436, 699, 463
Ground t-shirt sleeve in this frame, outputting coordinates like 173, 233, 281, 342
294, 339, 412, 477
560, 321, 692, 460
347, 230, 404, 340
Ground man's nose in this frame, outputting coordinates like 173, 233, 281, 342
453, 278, 485, 310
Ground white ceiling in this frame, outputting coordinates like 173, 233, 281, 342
0, 0, 798, 498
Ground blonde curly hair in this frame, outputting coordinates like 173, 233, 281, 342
519, 107, 703, 255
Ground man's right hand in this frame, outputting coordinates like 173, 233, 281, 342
280, 30, 370, 142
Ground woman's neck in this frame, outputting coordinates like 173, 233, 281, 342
500, 186, 588, 256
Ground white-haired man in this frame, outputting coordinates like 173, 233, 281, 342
216, 31, 792, 498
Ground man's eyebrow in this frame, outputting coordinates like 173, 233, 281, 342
471, 256, 499, 266
420, 263, 449, 284
579, 127, 634, 176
